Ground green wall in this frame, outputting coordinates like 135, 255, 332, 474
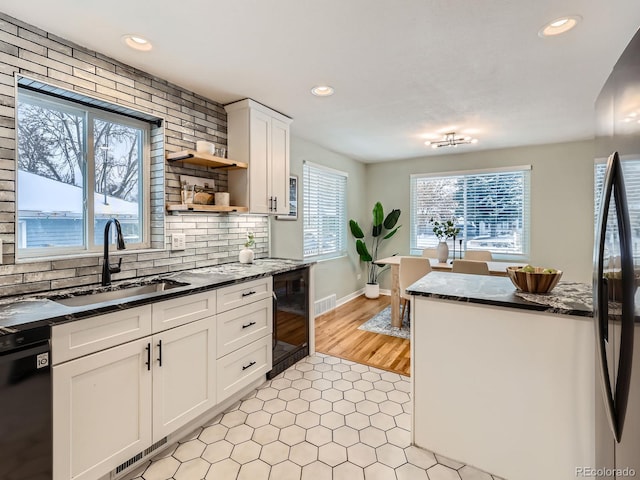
366, 139, 595, 286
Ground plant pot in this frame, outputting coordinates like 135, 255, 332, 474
436, 241, 449, 263
239, 248, 254, 264
365, 283, 380, 299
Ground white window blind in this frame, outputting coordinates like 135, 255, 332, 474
303, 162, 347, 259
410, 167, 531, 258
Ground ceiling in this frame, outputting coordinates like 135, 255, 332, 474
2, 1, 640, 163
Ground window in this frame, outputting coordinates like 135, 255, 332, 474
410, 166, 531, 258
16, 88, 150, 258
303, 161, 347, 259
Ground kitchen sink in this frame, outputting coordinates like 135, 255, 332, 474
51, 280, 189, 307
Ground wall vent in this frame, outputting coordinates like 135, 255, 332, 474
111, 437, 167, 477
315, 294, 336, 316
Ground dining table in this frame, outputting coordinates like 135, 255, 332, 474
375, 256, 527, 328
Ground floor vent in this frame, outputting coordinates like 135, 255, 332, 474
112, 437, 167, 477
315, 294, 336, 316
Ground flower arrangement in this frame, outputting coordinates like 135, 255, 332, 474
430, 218, 460, 240
244, 231, 255, 248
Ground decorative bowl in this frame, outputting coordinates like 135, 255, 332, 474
506, 266, 563, 293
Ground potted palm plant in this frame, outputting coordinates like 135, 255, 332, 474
349, 202, 401, 298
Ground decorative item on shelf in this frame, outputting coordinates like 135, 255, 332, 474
193, 191, 214, 205
215, 192, 230, 206
506, 265, 563, 293
239, 231, 255, 264
196, 140, 215, 155
349, 202, 401, 299
430, 218, 460, 263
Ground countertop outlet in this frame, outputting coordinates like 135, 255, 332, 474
171, 233, 186, 251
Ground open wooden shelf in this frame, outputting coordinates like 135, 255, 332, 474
166, 203, 249, 213
166, 150, 248, 170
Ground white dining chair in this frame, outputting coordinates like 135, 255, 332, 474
421, 248, 439, 258
464, 250, 493, 262
399, 257, 432, 321
452, 259, 490, 275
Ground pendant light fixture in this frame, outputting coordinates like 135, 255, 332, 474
424, 132, 478, 149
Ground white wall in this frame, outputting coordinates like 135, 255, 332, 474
270, 136, 368, 302
366, 140, 596, 285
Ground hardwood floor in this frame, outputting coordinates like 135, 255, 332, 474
314, 295, 410, 376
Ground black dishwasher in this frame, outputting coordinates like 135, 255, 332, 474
268, 268, 309, 379
0, 325, 52, 480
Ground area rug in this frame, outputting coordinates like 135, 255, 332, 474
358, 306, 410, 339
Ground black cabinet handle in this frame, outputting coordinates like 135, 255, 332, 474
274, 196, 278, 211
157, 340, 162, 367
145, 343, 151, 371
242, 361, 256, 371
268, 196, 273, 211
242, 321, 256, 329
242, 291, 256, 298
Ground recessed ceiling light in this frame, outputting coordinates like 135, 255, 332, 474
538, 15, 581, 37
122, 34, 153, 51
311, 85, 335, 97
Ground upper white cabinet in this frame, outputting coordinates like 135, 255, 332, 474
225, 99, 292, 215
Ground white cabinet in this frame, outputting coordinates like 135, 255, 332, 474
215, 281, 274, 403
52, 292, 218, 480
53, 338, 152, 480
225, 99, 292, 215
152, 317, 216, 439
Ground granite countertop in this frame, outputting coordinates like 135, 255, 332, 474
406, 272, 594, 318
0, 258, 312, 333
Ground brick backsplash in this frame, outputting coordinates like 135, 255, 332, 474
0, 11, 268, 298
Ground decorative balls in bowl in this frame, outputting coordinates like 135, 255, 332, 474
506, 265, 563, 293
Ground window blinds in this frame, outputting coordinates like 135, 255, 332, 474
410, 167, 531, 257
303, 162, 348, 259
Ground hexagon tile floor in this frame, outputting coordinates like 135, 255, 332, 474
129, 353, 504, 480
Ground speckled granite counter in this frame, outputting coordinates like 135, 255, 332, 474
0, 258, 312, 333
406, 271, 593, 317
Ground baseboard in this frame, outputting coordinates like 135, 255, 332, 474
379, 289, 391, 296
336, 288, 365, 307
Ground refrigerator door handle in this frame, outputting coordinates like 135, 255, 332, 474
611, 152, 635, 443
594, 161, 618, 440
594, 152, 635, 443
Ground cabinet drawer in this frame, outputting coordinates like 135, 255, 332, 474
216, 298, 272, 358
152, 290, 216, 332
52, 305, 152, 365
217, 335, 272, 402
216, 277, 272, 313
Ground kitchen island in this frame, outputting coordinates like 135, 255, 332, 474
407, 272, 595, 480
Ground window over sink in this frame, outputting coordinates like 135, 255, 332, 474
410, 166, 531, 259
16, 86, 153, 259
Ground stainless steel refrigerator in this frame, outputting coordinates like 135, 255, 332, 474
594, 28, 640, 479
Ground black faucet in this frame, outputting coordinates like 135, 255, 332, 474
102, 218, 126, 286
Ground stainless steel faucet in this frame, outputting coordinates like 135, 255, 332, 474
102, 218, 126, 286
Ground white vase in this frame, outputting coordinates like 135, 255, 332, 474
239, 248, 254, 264
365, 283, 380, 299
436, 241, 449, 263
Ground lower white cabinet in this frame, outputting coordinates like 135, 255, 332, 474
153, 317, 216, 439
53, 338, 152, 480
52, 317, 216, 480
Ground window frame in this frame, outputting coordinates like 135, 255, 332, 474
303, 161, 348, 261
16, 88, 151, 260
409, 165, 531, 261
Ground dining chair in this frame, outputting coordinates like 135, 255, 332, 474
452, 259, 490, 275
464, 250, 493, 262
422, 248, 439, 258
399, 257, 432, 321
